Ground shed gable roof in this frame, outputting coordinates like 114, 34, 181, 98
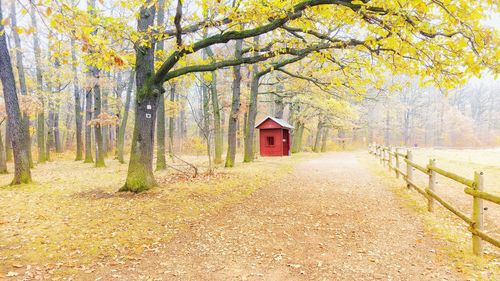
255, 116, 294, 129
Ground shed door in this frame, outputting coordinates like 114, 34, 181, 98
282, 129, 290, 156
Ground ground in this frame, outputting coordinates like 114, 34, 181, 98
1, 152, 498, 280
89, 152, 464, 280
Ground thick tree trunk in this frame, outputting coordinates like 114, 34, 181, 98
243, 65, 260, 162
120, 4, 159, 192
117, 72, 134, 164
71, 38, 83, 160
0, 6, 31, 183
11, 1, 33, 168
225, 39, 243, 168
30, 5, 46, 163
0, 126, 7, 174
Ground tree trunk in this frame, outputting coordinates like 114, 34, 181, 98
30, 5, 46, 163
321, 127, 329, 152
84, 87, 94, 163
117, 72, 134, 164
10, 1, 33, 168
210, 69, 222, 164
274, 96, 284, 119
179, 100, 186, 150
156, 94, 166, 170
291, 122, 304, 153
338, 128, 346, 150
113, 72, 122, 157
313, 120, 322, 153
225, 39, 243, 168
102, 85, 109, 157
93, 70, 105, 167
0, 126, 7, 173
54, 107, 62, 153
120, 4, 159, 192
244, 64, 260, 162
71, 38, 83, 160
0, 6, 32, 183
168, 84, 175, 158
46, 102, 53, 161
384, 108, 390, 145
155, 0, 166, 170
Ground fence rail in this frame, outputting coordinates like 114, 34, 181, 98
368, 143, 500, 256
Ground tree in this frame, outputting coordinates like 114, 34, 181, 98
87, 0, 105, 167
120, 3, 159, 192
71, 38, 83, 160
0, 1, 31, 184
224, 39, 243, 168
29, 3, 46, 163
114, 0, 498, 192
10, 0, 33, 167
117, 71, 134, 164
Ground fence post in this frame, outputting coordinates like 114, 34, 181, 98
388, 147, 393, 171
406, 150, 413, 189
472, 171, 484, 256
395, 148, 400, 178
427, 159, 436, 212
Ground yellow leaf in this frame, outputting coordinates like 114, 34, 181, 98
45, 7, 52, 16
1, 17, 10, 26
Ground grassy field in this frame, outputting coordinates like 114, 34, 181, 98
0, 153, 314, 279
411, 147, 500, 194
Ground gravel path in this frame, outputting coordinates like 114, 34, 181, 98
95, 152, 462, 280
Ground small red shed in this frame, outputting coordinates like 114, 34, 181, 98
255, 116, 294, 156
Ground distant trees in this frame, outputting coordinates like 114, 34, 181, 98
360, 76, 500, 147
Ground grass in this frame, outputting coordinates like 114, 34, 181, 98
362, 152, 500, 281
0, 152, 315, 278
411, 147, 500, 194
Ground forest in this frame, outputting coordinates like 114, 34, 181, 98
0, 0, 499, 279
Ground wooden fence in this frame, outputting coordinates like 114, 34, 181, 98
368, 144, 500, 256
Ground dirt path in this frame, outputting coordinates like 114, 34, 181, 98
95, 152, 461, 280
